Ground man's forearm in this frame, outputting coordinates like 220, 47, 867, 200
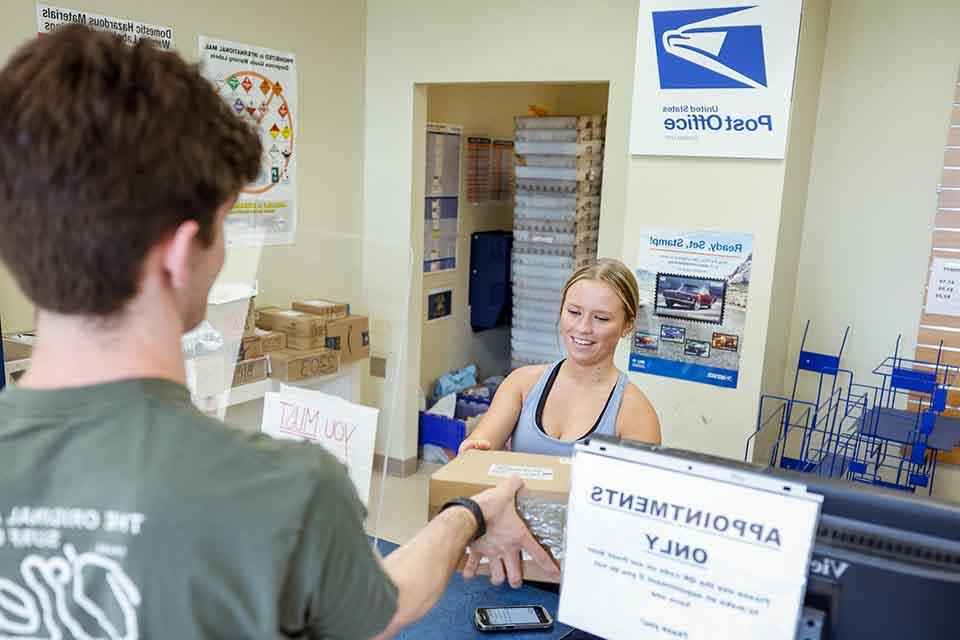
373, 506, 476, 638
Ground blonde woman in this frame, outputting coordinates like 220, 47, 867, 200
460, 259, 661, 457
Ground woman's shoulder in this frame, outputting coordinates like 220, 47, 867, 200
617, 377, 662, 444
620, 379, 655, 411
505, 364, 550, 390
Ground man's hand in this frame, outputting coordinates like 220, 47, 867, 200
462, 476, 560, 588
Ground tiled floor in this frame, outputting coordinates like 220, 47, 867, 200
366, 463, 439, 544
225, 398, 435, 545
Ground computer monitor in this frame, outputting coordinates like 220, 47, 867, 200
583, 435, 960, 640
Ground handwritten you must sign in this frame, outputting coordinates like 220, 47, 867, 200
261, 388, 379, 506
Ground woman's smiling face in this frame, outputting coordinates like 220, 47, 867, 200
560, 278, 630, 365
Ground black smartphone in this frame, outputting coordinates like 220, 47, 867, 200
475, 604, 553, 632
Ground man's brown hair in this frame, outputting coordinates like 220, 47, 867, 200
0, 26, 262, 315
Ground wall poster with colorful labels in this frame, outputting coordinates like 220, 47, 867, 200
199, 36, 298, 245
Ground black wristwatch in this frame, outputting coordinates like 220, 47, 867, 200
439, 497, 486, 542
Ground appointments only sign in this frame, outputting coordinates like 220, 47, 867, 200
559, 446, 821, 640
630, 1, 802, 158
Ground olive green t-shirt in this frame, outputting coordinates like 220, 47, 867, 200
0, 378, 397, 639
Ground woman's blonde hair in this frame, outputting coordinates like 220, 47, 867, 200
560, 258, 640, 328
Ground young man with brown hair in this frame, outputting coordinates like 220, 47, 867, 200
0, 26, 557, 639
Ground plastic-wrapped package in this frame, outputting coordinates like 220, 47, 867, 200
513, 229, 575, 246
524, 154, 578, 168
181, 320, 225, 359
516, 177, 579, 193
514, 219, 575, 234
512, 253, 575, 270
515, 166, 578, 181
518, 495, 568, 564
515, 116, 577, 130
515, 129, 579, 143
512, 262, 573, 281
515, 193, 577, 209
514, 206, 575, 222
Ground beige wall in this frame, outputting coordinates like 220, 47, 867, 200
0, 0, 366, 331
419, 83, 610, 396
364, 0, 831, 463
788, 0, 960, 499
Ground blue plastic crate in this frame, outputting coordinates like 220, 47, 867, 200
419, 392, 492, 454
419, 412, 467, 452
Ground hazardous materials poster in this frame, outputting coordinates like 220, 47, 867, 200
630, 229, 753, 389
199, 37, 298, 245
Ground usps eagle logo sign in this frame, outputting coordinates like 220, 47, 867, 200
652, 5, 767, 89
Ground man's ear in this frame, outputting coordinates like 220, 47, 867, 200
163, 220, 201, 290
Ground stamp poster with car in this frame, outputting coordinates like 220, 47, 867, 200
630, 229, 753, 388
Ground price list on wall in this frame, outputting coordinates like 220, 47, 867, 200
466, 136, 491, 204
925, 258, 960, 316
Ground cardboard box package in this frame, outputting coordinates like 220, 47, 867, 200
238, 335, 263, 361
286, 335, 327, 351
428, 450, 570, 583
2, 336, 33, 386
232, 356, 268, 387
325, 315, 370, 362
255, 305, 282, 330
269, 348, 339, 382
242, 298, 257, 338
255, 328, 287, 353
259, 309, 326, 339
292, 299, 349, 323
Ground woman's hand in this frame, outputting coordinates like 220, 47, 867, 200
458, 439, 491, 455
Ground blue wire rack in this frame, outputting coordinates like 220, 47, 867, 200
745, 321, 960, 495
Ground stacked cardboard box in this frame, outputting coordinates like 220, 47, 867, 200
252, 298, 371, 383
511, 115, 605, 367
233, 298, 268, 387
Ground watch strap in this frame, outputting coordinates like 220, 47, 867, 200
440, 496, 486, 542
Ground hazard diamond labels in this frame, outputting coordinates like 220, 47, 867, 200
199, 35, 298, 246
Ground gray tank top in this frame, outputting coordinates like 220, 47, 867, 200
510, 359, 627, 457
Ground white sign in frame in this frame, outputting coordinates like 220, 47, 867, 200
630, 1, 803, 159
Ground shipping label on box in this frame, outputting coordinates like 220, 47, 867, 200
292, 299, 349, 322
324, 315, 370, 362
429, 450, 570, 583
232, 356, 268, 387
269, 348, 339, 382
238, 336, 263, 361
255, 328, 287, 353
262, 310, 326, 338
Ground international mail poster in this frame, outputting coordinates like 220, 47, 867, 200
630, 229, 753, 389
630, 1, 802, 158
